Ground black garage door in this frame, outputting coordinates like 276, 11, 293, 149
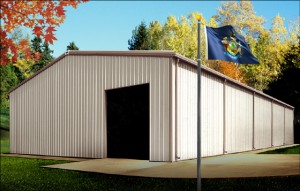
106, 84, 149, 160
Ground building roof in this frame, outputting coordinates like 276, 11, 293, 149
8, 50, 294, 109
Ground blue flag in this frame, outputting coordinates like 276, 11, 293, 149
206, 25, 259, 64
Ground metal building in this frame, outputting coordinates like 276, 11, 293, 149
9, 51, 294, 162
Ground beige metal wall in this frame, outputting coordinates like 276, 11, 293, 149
284, 108, 294, 144
10, 55, 171, 161
175, 62, 197, 160
175, 62, 224, 160
225, 83, 253, 153
272, 102, 285, 146
172, 60, 294, 161
254, 94, 272, 149
201, 71, 224, 157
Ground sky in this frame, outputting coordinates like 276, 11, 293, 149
49, 1, 300, 58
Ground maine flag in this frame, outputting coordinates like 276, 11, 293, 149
206, 25, 259, 64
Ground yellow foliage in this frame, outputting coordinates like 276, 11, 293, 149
13, 59, 34, 79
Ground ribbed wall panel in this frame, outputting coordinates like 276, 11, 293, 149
176, 63, 223, 160
272, 103, 285, 146
284, 108, 294, 144
10, 55, 170, 161
201, 72, 224, 157
225, 83, 253, 153
176, 62, 197, 160
9, 92, 15, 153
254, 95, 272, 149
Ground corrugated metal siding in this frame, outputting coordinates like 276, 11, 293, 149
254, 95, 272, 149
201, 72, 224, 157
10, 55, 170, 161
9, 92, 15, 153
176, 62, 197, 160
272, 102, 285, 146
284, 108, 294, 144
173, 60, 292, 160
225, 83, 253, 153
175, 62, 223, 160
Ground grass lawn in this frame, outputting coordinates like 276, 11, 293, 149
0, 129, 9, 154
0, 108, 10, 154
0, 108, 9, 130
259, 145, 300, 154
0, 156, 299, 191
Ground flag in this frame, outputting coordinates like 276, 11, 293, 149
206, 25, 259, 64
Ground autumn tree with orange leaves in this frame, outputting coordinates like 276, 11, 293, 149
0, 0, 87, 65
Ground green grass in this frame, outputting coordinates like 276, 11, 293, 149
259, 145, 300, 154
0, 108, 9, 130
0, 138, 10, 153
0, 156, 299, 191
0, 129, 9, 153
0, 108, 10, 153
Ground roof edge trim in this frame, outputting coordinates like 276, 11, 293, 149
7, 50, 294, 109
8, 50, 176, 94
68, 50, 176, 57
173, 54, 294, 109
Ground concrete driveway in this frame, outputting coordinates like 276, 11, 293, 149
43, 151, 300, 178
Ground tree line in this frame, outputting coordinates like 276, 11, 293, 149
1, 0, 86, 111
0, 37, 79, 110
127, 1, 300, 130
128, 1, 299, 91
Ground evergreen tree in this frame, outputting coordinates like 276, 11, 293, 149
67, 41, 79, 50
30, 36, 54, 73
128, 21, 149, 50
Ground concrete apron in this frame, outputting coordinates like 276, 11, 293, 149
43, 153, 300, 178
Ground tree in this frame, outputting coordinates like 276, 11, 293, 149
67, 41, 79, 51
7, 27, 36, 82
148, 21, 163, 50
207, 17, 218, 28
30, 36, 54, 73
287, 18, 300, 44
214, 1, 266, 39
213, 1, 296, 90
13, 59, 35, 81
129, 2, 297, 88
157, 12, 206, 61
129, 12, 246, 82
0, 0, 87, 65
0, 64, 18, 110
163, 15, 197, 59
270, 14, 288, 43
240, 14, 290, 90
128, 21, 149, 50
264, 39, 300, 142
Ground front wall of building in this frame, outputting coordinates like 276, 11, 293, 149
10, 55, 171, 161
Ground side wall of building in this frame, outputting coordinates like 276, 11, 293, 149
173, 61, 294, 161
10, 55, 171, 161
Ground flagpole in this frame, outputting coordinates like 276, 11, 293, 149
196, 15, 202, 191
